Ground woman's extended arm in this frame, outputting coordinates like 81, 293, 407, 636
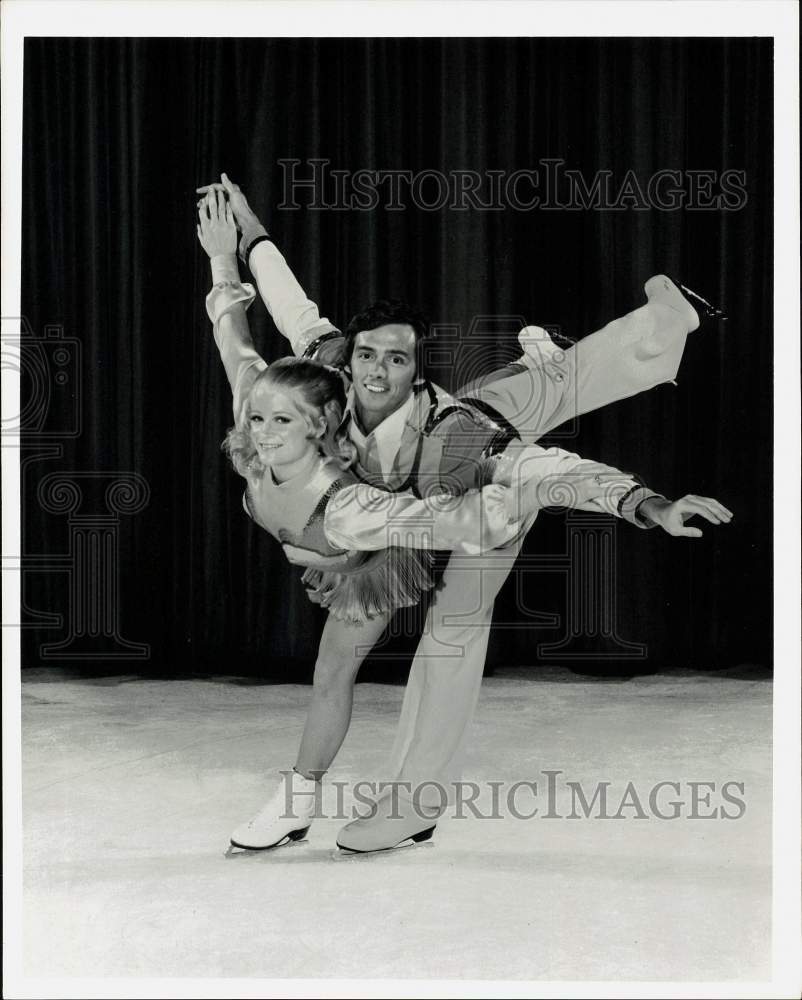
198, 191, 267, 422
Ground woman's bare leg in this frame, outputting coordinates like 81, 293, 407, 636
294, 611, 391, 778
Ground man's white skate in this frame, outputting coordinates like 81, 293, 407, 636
335, 786, 441, 855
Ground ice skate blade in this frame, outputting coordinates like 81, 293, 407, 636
332, 840, 435, 861
225, 826, 310, 856
333, 826, 437, 859
669, 275, 728, 323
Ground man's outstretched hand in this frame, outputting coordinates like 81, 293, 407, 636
639, 494, 734, 537
196, 173, 261, 232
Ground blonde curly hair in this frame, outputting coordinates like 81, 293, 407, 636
222, 358, 357, 479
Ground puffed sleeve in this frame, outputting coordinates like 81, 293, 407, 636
205, 254, 266, 423
323, 483, 521, 555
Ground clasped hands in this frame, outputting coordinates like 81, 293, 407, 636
197, 171, 259, 225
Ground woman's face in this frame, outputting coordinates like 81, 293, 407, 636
247, 382, 323, 477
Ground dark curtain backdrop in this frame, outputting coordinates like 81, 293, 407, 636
21, 37, 772, 676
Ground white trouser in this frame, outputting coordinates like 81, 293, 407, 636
385, 528, 530, 807
460, 300, 690, 441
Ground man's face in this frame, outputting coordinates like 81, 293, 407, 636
349, 324, 417, 432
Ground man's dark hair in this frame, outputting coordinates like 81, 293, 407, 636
341, 298, 433, 377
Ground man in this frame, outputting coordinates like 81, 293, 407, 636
199, 175, 731, 853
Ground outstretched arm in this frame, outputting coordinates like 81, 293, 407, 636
322, 473, 733, 557
197, 174, 344, 363
198, 191, 266, 422
495, 441, 733, 534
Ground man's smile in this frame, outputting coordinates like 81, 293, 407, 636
349, 323, 418, 431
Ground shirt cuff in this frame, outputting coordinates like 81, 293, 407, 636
210, 254, 240, 285
238, 222, 270, 264
617, 485, 665, 528
205, 281, 256, 327
301, 329, 345, 363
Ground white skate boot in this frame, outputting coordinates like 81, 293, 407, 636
645, 273, 728, 332
230, 770, 320, 850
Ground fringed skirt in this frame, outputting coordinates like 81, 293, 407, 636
300, 545, 438, 626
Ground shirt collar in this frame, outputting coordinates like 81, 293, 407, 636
344, 390, 415, 477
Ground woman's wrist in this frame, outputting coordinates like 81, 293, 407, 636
210, 253, 240, 285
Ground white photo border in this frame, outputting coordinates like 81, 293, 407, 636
2, 3, 799, 998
